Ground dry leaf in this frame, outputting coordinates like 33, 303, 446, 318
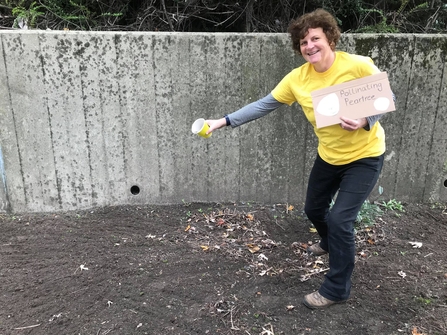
287, 205, 294, 211
309, 227, 317, 233
246, 213, 254, 221
299, 242, 308, 249
216, 218, 225, 226
412, 326, 427, 335
185, 225, 191, 232
312, 260, 324, 268
286, 305, 295, 311
200, 246, 209, 251
247, 244, 260, 253
261, 239, 277, 248
409, 241, 423, 248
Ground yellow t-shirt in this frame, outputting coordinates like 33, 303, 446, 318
271, 51, 386, 165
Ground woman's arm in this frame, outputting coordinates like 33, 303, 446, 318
206, 93, 284, 134
228, 93, 284, 127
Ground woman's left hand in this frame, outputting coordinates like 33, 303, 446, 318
339, 117, 367, 131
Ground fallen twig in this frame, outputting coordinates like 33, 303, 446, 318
14, 324, 41, 330
230, 306, 239, 330
300, 267, 330, 282
274, 220, 286, 230
261, 323, 275, 335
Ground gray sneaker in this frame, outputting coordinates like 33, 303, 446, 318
307, 242, 328, 256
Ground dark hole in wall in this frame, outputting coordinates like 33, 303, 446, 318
131, 185, 140, 195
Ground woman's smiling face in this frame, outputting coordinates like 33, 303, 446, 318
299, 27, 335, 72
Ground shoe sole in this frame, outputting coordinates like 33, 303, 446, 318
302, 298, 346, 309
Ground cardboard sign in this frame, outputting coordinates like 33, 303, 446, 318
311, 72, 395, 128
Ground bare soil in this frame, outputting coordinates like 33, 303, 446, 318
1, 202, 446, 335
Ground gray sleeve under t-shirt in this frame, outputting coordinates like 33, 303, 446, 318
227, 93, 385, 131
227, 94, 282, 127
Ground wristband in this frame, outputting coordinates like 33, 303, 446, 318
224, 115, 231, 126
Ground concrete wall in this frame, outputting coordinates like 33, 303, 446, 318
0, 31, 446, 213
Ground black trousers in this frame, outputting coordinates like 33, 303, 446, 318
304, 153, 384, 301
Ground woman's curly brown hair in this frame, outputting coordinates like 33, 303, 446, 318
288, 9, 341, 55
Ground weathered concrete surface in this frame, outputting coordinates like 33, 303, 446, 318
0, 31, 446, 213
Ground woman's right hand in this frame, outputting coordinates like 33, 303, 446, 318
205, 118, 227, 135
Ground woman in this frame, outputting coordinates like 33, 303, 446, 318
205, 8, 387, 309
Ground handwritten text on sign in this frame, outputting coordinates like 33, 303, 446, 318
311, 72, 395, 128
